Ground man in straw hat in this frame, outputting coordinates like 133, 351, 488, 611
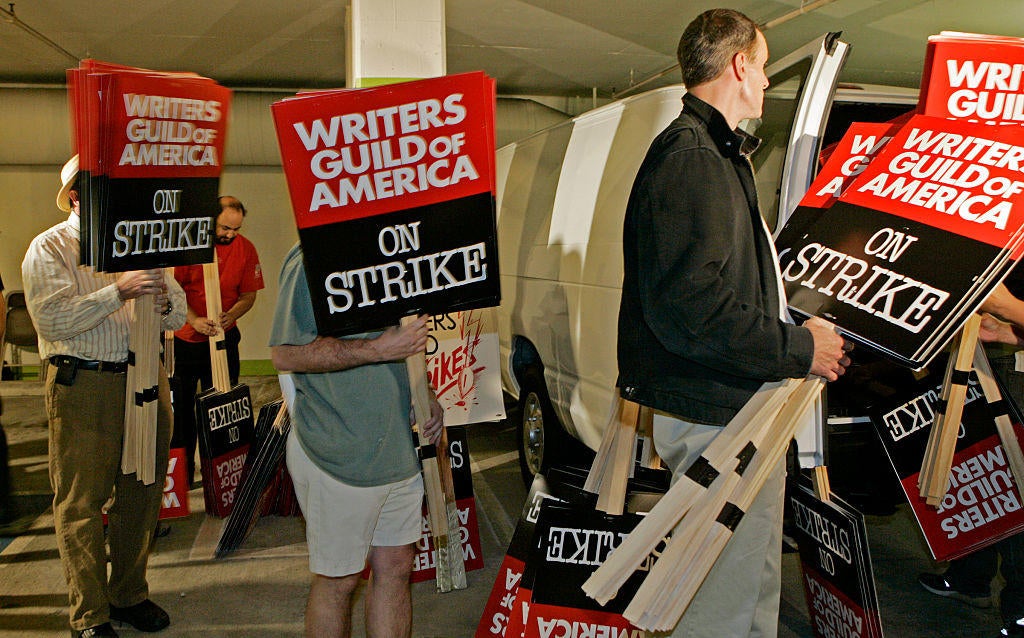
21, 155, 186, 637
616, 8, 849, 637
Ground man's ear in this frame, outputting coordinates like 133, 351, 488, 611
732, 50, 747, 81
69, 190, 80, 206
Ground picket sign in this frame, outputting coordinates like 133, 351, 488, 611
404, 315, 467, 592
919, 315, 982, 504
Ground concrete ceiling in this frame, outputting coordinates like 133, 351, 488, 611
0, 0, 1021, 98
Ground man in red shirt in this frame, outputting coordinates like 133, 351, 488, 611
171, 196, 264, 484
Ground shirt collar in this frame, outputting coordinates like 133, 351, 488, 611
67, 212, 80, 231
682, 92, 761, 158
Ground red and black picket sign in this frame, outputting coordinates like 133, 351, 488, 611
920, 33, 1024, 125
790, 478, 884, 638
66, 60, 231, 272
271, 72, 499, 337
196, 383, 255, 518
868, 357, 1024, 560
777, 113, 1024, 368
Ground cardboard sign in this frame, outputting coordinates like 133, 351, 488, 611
868, 360, 1024, 560
196, 383, 255, 517
427, 308, 506, 426
778, 114, 1024, 368
271, 72, 499, 336
790, 480, 884, 638
67, 60, 231, 272
920, 32, 1024, 125
411, 425, 485, 582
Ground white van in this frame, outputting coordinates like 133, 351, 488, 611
494, 33, 919, 482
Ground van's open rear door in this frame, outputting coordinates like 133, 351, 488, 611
747, 32, 850, 234
747, 33, 850, 468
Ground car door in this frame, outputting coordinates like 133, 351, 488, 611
747, 32, 851, 233
746, 33, 851, 467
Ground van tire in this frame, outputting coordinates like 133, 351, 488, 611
516, 370, 558, 485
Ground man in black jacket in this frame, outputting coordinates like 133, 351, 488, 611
617, 8, 849, 637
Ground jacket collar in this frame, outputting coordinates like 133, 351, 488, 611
682, 92, 761, 158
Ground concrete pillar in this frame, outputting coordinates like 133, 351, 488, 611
346, 0, 445, 88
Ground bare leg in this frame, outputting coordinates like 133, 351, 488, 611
365, 544, 416, 638
305, 572, 360, 638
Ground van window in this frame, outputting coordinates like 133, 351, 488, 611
746, 58, 813, 232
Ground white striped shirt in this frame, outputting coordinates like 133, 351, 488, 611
20, 213, 186, 362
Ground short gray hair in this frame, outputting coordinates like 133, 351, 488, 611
677, 9, 761, 88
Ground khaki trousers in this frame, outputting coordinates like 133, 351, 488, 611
46, 364, 172, 631
653, 413, 785, 638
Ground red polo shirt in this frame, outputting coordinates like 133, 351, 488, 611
174, 234, 264, 343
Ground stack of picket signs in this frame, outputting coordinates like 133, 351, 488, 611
66, 60, 231, 485
776, 31, 1024, 508
789, 475, 884, 638
476, 397, 669, 638
868, 350, 1024, 563
216, 399, 291, 558
271, 72, 499, 593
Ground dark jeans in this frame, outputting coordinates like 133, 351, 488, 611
945, 354, 1024, 625
169, 327, 241, 482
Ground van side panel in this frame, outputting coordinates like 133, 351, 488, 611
496, 87, 685, 449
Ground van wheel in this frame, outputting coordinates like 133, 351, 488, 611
517, 372, 558, 485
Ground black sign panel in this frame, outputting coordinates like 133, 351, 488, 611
298, 192, 500, 337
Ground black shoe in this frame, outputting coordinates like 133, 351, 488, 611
918, 572, 992, 608
109, 599, 170, 632
72, 623, 118, 637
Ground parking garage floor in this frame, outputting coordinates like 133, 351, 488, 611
0, 377, 1008, 637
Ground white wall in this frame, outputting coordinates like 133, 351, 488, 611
0, 86, 568, 365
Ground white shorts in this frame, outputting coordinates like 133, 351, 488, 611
286, 429, 424, 577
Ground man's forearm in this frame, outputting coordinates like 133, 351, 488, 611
272, 336, 382, 374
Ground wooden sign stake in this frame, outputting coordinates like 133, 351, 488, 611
403, 316, 467, 592
203, 255, 231, 393
971, 342, 1024, 488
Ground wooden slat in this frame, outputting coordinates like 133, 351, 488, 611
582, 378, 799, 605
203, 258, 231, 393
624, 377, 825, 631
403, 316, 467, 592
972, 342, 1024, 490
920, 314, 981, 504
595, 399, 640, 515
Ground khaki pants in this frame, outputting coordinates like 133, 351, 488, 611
653, 412, 785, 638
46, 365, 172, 631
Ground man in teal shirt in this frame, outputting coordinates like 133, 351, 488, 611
270, 243, 443, 638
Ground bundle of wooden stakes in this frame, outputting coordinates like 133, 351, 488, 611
918, 313, 1024, 506
582, 376, 823, 632
122, 289, 163, 485
583, 396, 658, 514
203, 257, 232, 394
403, 316, 466, 593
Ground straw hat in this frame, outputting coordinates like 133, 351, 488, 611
56, 154, 79, 212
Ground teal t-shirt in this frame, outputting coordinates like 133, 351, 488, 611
269, 243, 419, 487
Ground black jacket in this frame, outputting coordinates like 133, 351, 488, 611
617, 93, 814, 426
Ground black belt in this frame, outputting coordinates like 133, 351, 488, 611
49, 355, 129, 374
